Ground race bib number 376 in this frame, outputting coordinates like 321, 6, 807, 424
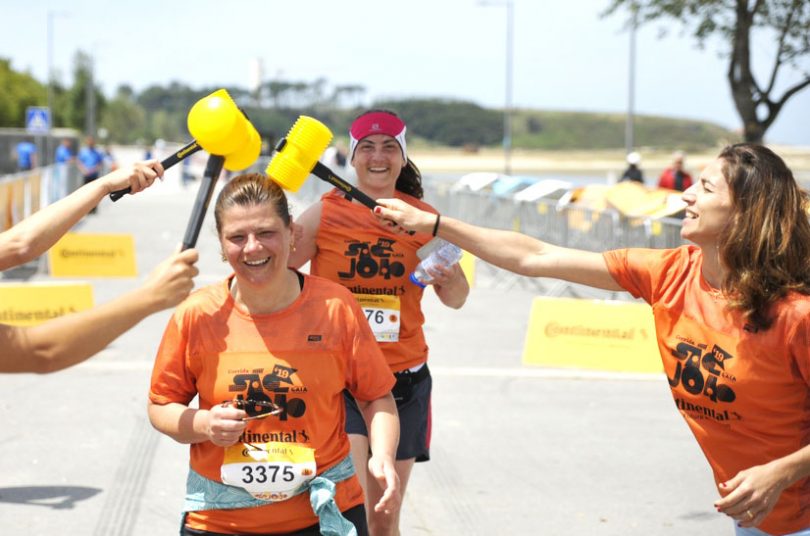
355, 294, 401, 342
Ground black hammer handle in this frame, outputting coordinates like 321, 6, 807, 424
109, 140, 202, 202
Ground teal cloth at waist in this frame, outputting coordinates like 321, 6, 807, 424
183, 454, 357, 536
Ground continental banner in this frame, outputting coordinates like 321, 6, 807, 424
522, 296, 662, 373
0, 282, 94, 326
48, 232, 137, 277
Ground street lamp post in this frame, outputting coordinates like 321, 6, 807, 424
46, 10, 68, 164
479, 0, 514, 176
625, 4, 638, 156
504, 0, 513, 176
46, 11, 56, 165
85, 52, 96, 137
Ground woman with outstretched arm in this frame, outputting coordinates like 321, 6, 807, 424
0, 161, 199, 373
375, 143, 810, 536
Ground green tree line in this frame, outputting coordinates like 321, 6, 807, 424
1, 52, 735, 151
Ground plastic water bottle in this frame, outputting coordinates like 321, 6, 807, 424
409, 238, 463, 288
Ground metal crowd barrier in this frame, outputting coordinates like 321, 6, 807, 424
0, 165, 83, 229
0, 165, 82, 276
423, 182, 685, 250
285, 170, 685, 296
0, 168, 45, 232
421, 181, 686, 295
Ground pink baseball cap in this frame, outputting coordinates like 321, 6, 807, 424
348, 111, 407, 161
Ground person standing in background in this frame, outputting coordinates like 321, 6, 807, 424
51, 138, 75, 203
54, 138, 74, 166
14, 139, 37, 172
620, 151, 644, 183
322, 143, 348, 174
76, 136, 105, 214
658, 150, 694, 191
102, 145, 118, 174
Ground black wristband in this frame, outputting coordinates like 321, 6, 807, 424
432, 213, 441, 237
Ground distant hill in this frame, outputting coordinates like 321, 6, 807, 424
369, 99, 738, 152
510, 109, 739, 152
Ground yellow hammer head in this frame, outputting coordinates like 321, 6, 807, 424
265, 116, 333, 192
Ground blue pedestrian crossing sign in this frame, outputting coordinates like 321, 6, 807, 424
25, 106, 51, 135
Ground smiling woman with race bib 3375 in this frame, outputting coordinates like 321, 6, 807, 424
148, 173, 400, 536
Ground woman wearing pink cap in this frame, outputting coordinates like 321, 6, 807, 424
289, 109, 470, 535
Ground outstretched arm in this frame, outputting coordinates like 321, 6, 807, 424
0, 248, 198, 373
0, 160, 164, 271
374, 199, 622, 291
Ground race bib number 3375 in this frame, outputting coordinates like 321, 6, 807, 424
221, 442, 316, 502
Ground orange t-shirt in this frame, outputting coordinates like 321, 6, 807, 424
604, 245, 810, 535
149, 273, 395, 534
311, 189, 437, 372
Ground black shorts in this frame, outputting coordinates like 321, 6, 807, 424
180, 504, 368, 536
344, 365, 432, 462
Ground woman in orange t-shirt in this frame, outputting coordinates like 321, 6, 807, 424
374, 143, 810, 536
149, 174, 400, 535
289, 110, 469, 535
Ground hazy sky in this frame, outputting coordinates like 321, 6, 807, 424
3, 0, 809, 145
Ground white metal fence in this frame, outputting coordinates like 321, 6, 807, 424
418, 180, 685, 296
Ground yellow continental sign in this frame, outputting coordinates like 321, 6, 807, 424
0, 282, 94, 326
48, 232, 137, 277
522, 296, 662, 373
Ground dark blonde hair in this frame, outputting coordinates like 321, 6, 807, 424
718, 143, 810, 330
213, 173, 291, 237
353, 109, 424, 199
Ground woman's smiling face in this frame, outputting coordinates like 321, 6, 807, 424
219, 202, 291, 288
680, 158, 733, 249
351, 134, 405, 192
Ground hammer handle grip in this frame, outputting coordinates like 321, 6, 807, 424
182, 154, 225, 250
311, 161, 377, 210
109, 140, 202, 202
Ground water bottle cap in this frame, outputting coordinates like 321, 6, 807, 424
409, 272, 427, 288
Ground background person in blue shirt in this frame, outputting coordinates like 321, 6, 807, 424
77, 136, 104, 184
54, 138, 74, 165
51, 138, 75, 203
77, 136, 105, 213
14, 140, 37, 171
